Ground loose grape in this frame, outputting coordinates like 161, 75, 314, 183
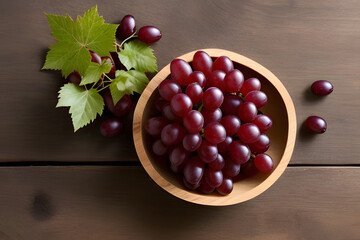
311, 80, 333, 96
305, 116, 327, 134
100, 118, 123, 137
117, 15, 136, 39
138, 26, 162, 44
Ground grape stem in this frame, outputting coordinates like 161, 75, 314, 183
118, 32, 138, 50
197, 103, 204, 112
238, 92, 245, 101
97, 85, 109, 93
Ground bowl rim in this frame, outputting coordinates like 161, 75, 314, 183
133, 49, 297, 206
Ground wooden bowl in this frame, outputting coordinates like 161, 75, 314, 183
133, 49, 296, 206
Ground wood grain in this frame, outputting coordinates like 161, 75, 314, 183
0, 166, 358, 239
0, 0, 359, 163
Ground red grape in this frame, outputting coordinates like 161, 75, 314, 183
213, 56, 234, 73
161, 123, 185, 146
218, 136, 233, 153
192, 51, 213, 78
187, 71, 206, 88
183, 110, 204, 133
237, 123, 260, 144
305, 116, 327, 134
198, 140, 218, 163
217, 177, 233, 195
100, 118, 123, 137
89, 51, 101, 64
185, 83, 203, 105
162, 105, 182, 123
184, 156, 205, 184
138, 26, 162, 44
203, 87, 224, 110
199, 178, 215, 194
229, 140, 251, 164
208, 154, 225, 171
240, 159, 258, 177
204, 168, 223, 188
170, 59, 192, 86
220, 115, 241, 136
311, 80, 333, 96
253, 114, 273, 133
158, 79, 181, 101
155, 97, 169, 112
152, 139, 168, 156
170, 93, 193, 117
103, 92, 133, 117
183, 133, 202, 152
221, 94, 242, 115
204, 122, 226, 144
101, 56, 116, 79
241, 77, 261, 96
224, 69, 244, 93
183, 178, 201, 190
66, 70, 82, 85
169, 145, 189, 167
254, 154, 274, 172
201, 108, 222, 125
145, 117, 168, 138
117, 15, 136, 39
206, 70, 226, 91
244, 90, 267, 109
238, 102, 257, 122
249, 134, 270, 153
222, 155, 241, 177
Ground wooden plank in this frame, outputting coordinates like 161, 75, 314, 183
0, 0, 359, 163
0, 166, 358, 239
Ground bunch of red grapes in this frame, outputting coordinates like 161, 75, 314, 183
146, 51, 274, 195
65, 15, 162, 137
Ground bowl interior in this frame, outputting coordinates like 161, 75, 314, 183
134, 49, 295, 206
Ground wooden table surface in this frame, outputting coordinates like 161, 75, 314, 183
1, 0, 359, 239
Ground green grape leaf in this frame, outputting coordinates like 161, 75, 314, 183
80, 59, 112, 85
42, 6, 118, 77
117, 40, 158, 73
110, 70, 149, 104
57, 83, 104, 132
